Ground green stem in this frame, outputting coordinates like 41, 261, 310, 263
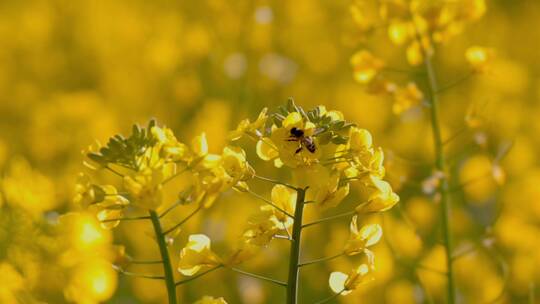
424, 51, 456, 304
130, 259, 163, 265
314, 289, 345, 304
298, 252, 344, 267
231, 268, 287, 287
149, 210, 177, 304
302, 211, 355, 229
253, 174, 299, 191
162, 205, 203, 235
176, 265, 223, 286
286, 187, 306, 304
246, 189, 295, 218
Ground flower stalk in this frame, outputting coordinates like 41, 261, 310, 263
424, 51, 456, 304
286, 187, 307, 304
149, 210, 178, 304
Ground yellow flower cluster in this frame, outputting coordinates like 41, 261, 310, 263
350, 0, 488, 115
177, 103, 399, 299
75, 121, 253, 228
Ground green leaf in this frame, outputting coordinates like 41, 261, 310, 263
286, 98, 296, 112
331, 135, 349, 145
317, 132, 333, 145
273, 115, 283, 127
329, 120, 345, 130
86, 120, 158, 170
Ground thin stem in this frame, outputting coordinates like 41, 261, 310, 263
282, 222, 292, 240
160, 199, 185, 218
246, 189, 295, 218
104, 165, 124, 177
314, 290, 345, 304
253, 174, 298, 191
448, 171, 492, 193
302, 211, 355, 229
230, 268, 287, 287
162, 205, 203, 235
176, 265, 223, 286
131, 259, 163, 265
162, 167, 189, 185
299, 252, 344, 267
436, 71, 474, 94
442, 126, 469, 146
274, 234, 292, 241
422, 40, 456, 304
100, 215, 151, 223
112, 265, 165, 280
451, 244, 477, 260
416, 264, 447, 276
286, 187, 307, 304
149, 210, 177, 304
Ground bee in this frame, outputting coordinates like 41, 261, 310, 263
288, 127, 317, 154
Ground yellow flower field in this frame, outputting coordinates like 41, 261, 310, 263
0, 0, 538, 303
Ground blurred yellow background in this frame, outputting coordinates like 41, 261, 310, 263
0, 0, 539, 303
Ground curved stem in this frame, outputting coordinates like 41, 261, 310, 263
298, 252, 344, 267
253, 174, 298, 191
245, 189, 295, 218
423, 47, 456, 304
286, 187, 306, 304
112, 265, 165, 280
130, 259, 163, 265
176, 265, 223, 286
314, 290, 345, 304
302, 210, 355, 229
162, 205, 203, 235
149, 210, 178, 304
160, 199, 185, 218
230, 268, 287, 287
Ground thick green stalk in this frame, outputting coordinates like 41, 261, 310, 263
149, 210, 178, 304
286, 188, 306, 304
424, 54, 456, 304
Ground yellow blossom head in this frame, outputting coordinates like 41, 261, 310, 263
356, 175, 399, 214
329, 264, 372, 295
344, 215, 383, 256
350, 50, 385, 84
178, 234, 222, 276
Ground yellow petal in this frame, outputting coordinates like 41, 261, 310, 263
188, 234, 211, 252
350, 215, 359, 235
282, 112, 303, 128
192, 133, 209, 156
388, 21, 411, 45
256, 139, 278, 161
465, 46, 494, 72
271, 184, 297, 214
349, 127, 373, 151
329, 272, 349, 295
359, 224, 383, 247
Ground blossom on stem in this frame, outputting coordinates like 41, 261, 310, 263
356, 175, 400, 214
329, 264, 373, 295
178, 234, 222, 276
